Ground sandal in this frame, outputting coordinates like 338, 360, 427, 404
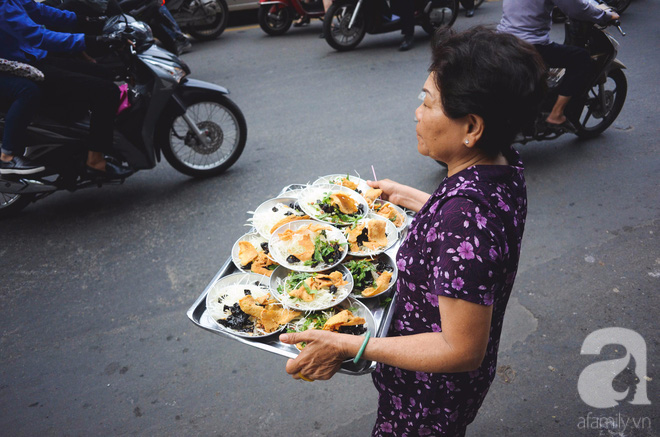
547, 119, 577, 134
294, 16, 310, 27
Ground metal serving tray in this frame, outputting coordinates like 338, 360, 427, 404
186, 184, 410, 376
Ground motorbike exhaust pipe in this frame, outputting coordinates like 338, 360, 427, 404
0, 177, 58, 194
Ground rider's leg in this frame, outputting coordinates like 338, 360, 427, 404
393, 0, 414, 50
0, 74, 45, 174
534, 42, 592, 125
461, 0, 475, 17
32, 57, 123, 172
548, 95, 571, 125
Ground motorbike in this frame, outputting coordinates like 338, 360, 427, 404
165, 0, 229, 41
515, 16, 627, 144
322, 0, 458, 51
0, 15, 247, 217
258, 0, 326, 36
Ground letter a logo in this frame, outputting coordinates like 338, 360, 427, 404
578, 327, 651, 408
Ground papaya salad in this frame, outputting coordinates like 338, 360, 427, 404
250, 197, 309, 239
269, 221, 347, 271
270, 266, 353, 311
286, 306, 368, 350
343, 255, 396, 298
298, 185, 368, 226
206, 274, 301, 337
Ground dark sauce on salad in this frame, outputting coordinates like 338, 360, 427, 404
218, 302, 252, 332
338, 324, 367, 335
287, 255, 301, 264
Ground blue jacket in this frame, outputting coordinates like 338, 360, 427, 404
0, 0, 86, 63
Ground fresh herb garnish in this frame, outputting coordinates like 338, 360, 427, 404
344, 259, 377, 291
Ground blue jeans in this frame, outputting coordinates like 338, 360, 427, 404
0, 73, 41, 156
159, 5, 185, 42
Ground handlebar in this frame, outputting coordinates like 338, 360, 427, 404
612, 19, 626, 36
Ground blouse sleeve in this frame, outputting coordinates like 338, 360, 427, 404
422, 196, 507, 306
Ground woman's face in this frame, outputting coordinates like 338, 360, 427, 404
415, 74, 469, 163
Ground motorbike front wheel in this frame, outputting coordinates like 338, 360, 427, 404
258, 4, 294, 36
421, 0, 459, 35
189, 0, 229, 40
0, 192, 35, 218
573, 68, 627, 139
324, 3, 366, 52
158, 93, 247, 178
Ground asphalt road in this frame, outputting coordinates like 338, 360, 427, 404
2, 1, 658, 436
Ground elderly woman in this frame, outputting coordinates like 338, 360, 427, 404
280, 26, 546, 436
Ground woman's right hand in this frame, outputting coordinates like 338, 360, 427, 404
366, 179, 400, 203
367, 179, 430, 213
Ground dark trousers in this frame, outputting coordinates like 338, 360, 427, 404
0, 73, 41, 156
392, 0, 414, 36
534, 42, 593, 97
32, 56, 120, 154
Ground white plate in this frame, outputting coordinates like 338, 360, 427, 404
371, 199, 409, 231
250, 196, 308, 239
269, 264, 353, 311
344, 214, 399, 257
343, 253, 398, 299
268, 220, 347, 272
281, 297, 376, 356
205, 272, 286, 338
279, 184, 308, 199
230, 231, 279, 276
313, 174, 371, 196
297, 184, 368, 226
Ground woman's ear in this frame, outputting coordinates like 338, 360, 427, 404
463, 114, 485, 149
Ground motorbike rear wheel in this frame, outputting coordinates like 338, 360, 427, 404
258, 4, 294, 36
421, 0, 459, 35
573, 68, 627, 139
188, 0, 229, 40
0, 192, 35, 218
324, 3, 366, 52
158, 93, 247, 178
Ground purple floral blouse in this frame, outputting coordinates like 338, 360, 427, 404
371, 149, 527, 437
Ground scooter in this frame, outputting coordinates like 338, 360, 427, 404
258, 0, 326, 36
515, 16, 627, 144
323, 0, 458, 51
0, 15, 247, 217
165, 0, 229, 41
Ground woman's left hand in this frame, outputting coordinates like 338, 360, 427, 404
280, 330, 349, 381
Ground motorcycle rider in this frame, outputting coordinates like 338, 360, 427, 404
394, 0, 415, 51
119, 0, 192, 55
498, 0, 619, 131
0, 70, 45, 174
0, 0, 133, 178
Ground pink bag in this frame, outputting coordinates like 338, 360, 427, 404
116, 83, 131, 115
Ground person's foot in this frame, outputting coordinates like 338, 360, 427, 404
175, 38, 192, 56
84, 161, 133, 180
546, 113, 566, 125
294, 15, 310, 27
466, 8, 475, 17
399, 35, 414, 51
0, 156, 46, 175
546, 118, 577, 134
